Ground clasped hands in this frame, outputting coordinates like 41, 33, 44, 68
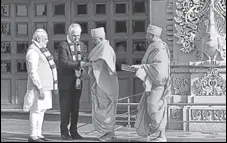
80, 61, 94, 78
80, 61, 92, 68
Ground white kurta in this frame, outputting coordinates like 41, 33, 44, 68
23, 90, 52, 112
23, 45, 52, 112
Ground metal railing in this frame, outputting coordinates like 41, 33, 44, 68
116, 93, 226, 129
116, 93, 143, 127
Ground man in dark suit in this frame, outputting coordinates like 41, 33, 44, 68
57, 23, 87, 140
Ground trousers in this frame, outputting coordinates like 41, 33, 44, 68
29, 108, 46, 138
59, 83, 82, 136
28, 90, 52, 138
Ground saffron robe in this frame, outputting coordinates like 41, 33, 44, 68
134, 39, 171, 137
88, 40, 119, 133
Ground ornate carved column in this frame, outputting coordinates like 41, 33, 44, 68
171, 0, 226, 132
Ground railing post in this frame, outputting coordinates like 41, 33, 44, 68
127, 98, 131, 128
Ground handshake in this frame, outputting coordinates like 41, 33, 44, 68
80, 61, 92, 68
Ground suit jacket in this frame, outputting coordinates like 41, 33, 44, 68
57, 40, 87, 90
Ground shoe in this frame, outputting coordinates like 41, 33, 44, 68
71, 133, 83, 139
151, 137, 167, 142
39, 137, 52, 142
61, 134, 72, 140
147, 135, 159, 141
99, 132, 117, 141
28, 137, 44, 142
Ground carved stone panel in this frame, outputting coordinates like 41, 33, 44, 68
1, 5, 10, 17
214, 110, 225, 121
190, 109, 224, 121
172, 77, 190, 95
189, 108, 226, 132
168, 107, 183, 130
170, 108, 182, 120
192, 68, 226, 96
174, 0, 226, 62
174, 0, 209, 54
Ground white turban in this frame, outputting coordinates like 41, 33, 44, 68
91, 27, 105, 39
147, 24, 162, 36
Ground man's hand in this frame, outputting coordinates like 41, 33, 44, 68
131, 64, 142, 70
37, 88, 45, 100
81, 61, 92, 67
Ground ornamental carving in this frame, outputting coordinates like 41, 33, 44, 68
174, 0, 226, 62
201, 110, 212, 121
1, 5, 9, 17
170, 109, 182, 120
1, 60, 11, 73
1, 42, 10, 54
1, 23, 10, 35
169, 108, 183, 130
214, 110, 225, 121
191, 109, 226, 121
172, 77, 190, 95
192, 109, 202, 120
192, 68, 226, 96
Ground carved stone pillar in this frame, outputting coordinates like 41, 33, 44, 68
172, 0, 226, 132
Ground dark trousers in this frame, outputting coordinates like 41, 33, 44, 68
59, 83, 82, 136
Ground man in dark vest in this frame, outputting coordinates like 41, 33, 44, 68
57, 23, 87, 140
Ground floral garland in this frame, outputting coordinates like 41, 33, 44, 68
67, 35, 83, 89
33, 40, 59, 96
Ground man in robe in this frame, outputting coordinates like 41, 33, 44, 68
58, 23, 87, 140
23, 29, 58, 142
87, 27, 119, 141
131, 25, 171, 142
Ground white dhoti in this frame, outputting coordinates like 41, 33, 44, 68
23, 89, 52, 138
